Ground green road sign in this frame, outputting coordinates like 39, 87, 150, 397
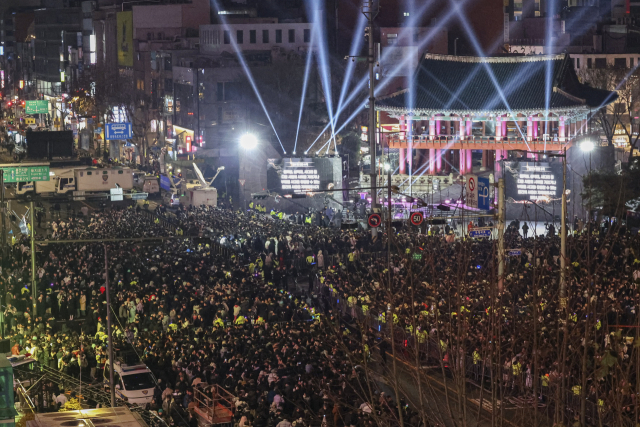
412, 253, 422, 260
25, 100, 49, 114
0, 165, 50, 182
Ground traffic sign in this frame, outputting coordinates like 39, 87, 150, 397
25, 100, 49, 114
412, 252, 423, 260
238, 179, 245, 186
478, 176, 491, 210
410, 211, 424, 226
507, 249, 522, 256
368, 213, 382, 228
0, 165, 50, 182
466, 175, 478, 208
131, 192, 149, 200
468, 227, 492, 238
105, 123, 133, 140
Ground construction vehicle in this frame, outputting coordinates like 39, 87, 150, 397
178, 163, 222, 207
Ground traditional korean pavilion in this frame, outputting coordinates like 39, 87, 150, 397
376, 53, 617, 176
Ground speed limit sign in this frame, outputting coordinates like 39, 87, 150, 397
410, 211, 424, 226
368, 213, 382, 228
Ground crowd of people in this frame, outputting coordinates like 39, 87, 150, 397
3, 203, 639, 427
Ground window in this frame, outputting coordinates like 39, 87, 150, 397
595, 58, 607, 69
304, 29, 310, 43
216, 82, 224, 101
587, 58, 592, 68
263, 29, 269, 43
288, 29, 295, 43
576, 58, 580, 68
403, 12, 410, 16
249, 30, 256, 44
225, 82, 242, 100
614, 57, 627, 68
631, 58, 635, 68
387, 34, 398, 45
237, 30, 243, 44
223, 30, 230, 44
276, 29, 282, 43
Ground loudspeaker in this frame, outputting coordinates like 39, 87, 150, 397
0, 339, 11, 354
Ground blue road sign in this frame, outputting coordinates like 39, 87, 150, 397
478, 176, 491, 210
160, 175, 171, 191
105, 123, 133, 140
507, 249, 522, 256
469, 227, 492, 238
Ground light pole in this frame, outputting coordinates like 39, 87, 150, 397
362, 0, 379, 237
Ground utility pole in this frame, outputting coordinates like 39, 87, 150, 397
497, 178, 505, 292
559, 148, 567, 307
363, 0, 379, 236
29, 201, 36, 316
104, 243, 116, 407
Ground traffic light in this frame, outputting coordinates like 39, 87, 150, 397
7, 101, 12, 107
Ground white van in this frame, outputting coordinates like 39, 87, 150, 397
104, 353, 155, 405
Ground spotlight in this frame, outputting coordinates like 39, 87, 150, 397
240, 133, 258, 150
580, 140, 595, 152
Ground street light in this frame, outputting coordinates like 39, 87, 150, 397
239, 133, 257, 150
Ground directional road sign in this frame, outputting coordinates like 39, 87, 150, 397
105, 123, 133, 140
25, 100, 49, 114
0, 165, 50, 182
507, 249, 522, 256
468, 227, 492, 238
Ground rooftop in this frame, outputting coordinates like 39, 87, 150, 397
376, 53, 617, 116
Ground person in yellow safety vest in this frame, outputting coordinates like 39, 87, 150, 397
406, 324, 413, 334
512, 360, 522, 376
348, 252, 355, 262
154, 218, 160, 224
393, 313, 399, 324
347, 296, 357, 307
379, 312, 386, 323
11, 235, 16, 246
176, 228, 183, 235
541, 374, 549, 387
570, 313, 578, 322
596, 319, 601, 330
439, 340, 448, 353
306, 255, 314, 265
270, 210, 276, 217
278, 212, 284, 220
417, 329, 428, 343
169, 323, 178, 331
305, 216, 311, 224
214, 317, 224, 328
361, 304, 369, 315
255, 316, 265, 325
249, 262, 255, 272
572, 385, 581, 396
405, 247, 411, 254
257, 258, 263, 269
473, 350, 482, 365
249, 202, 254, 209
343, 328, 350, 336
234, 316, 247, 325
597, 399, 604, 412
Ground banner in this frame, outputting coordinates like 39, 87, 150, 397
117, 11, 133, 67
